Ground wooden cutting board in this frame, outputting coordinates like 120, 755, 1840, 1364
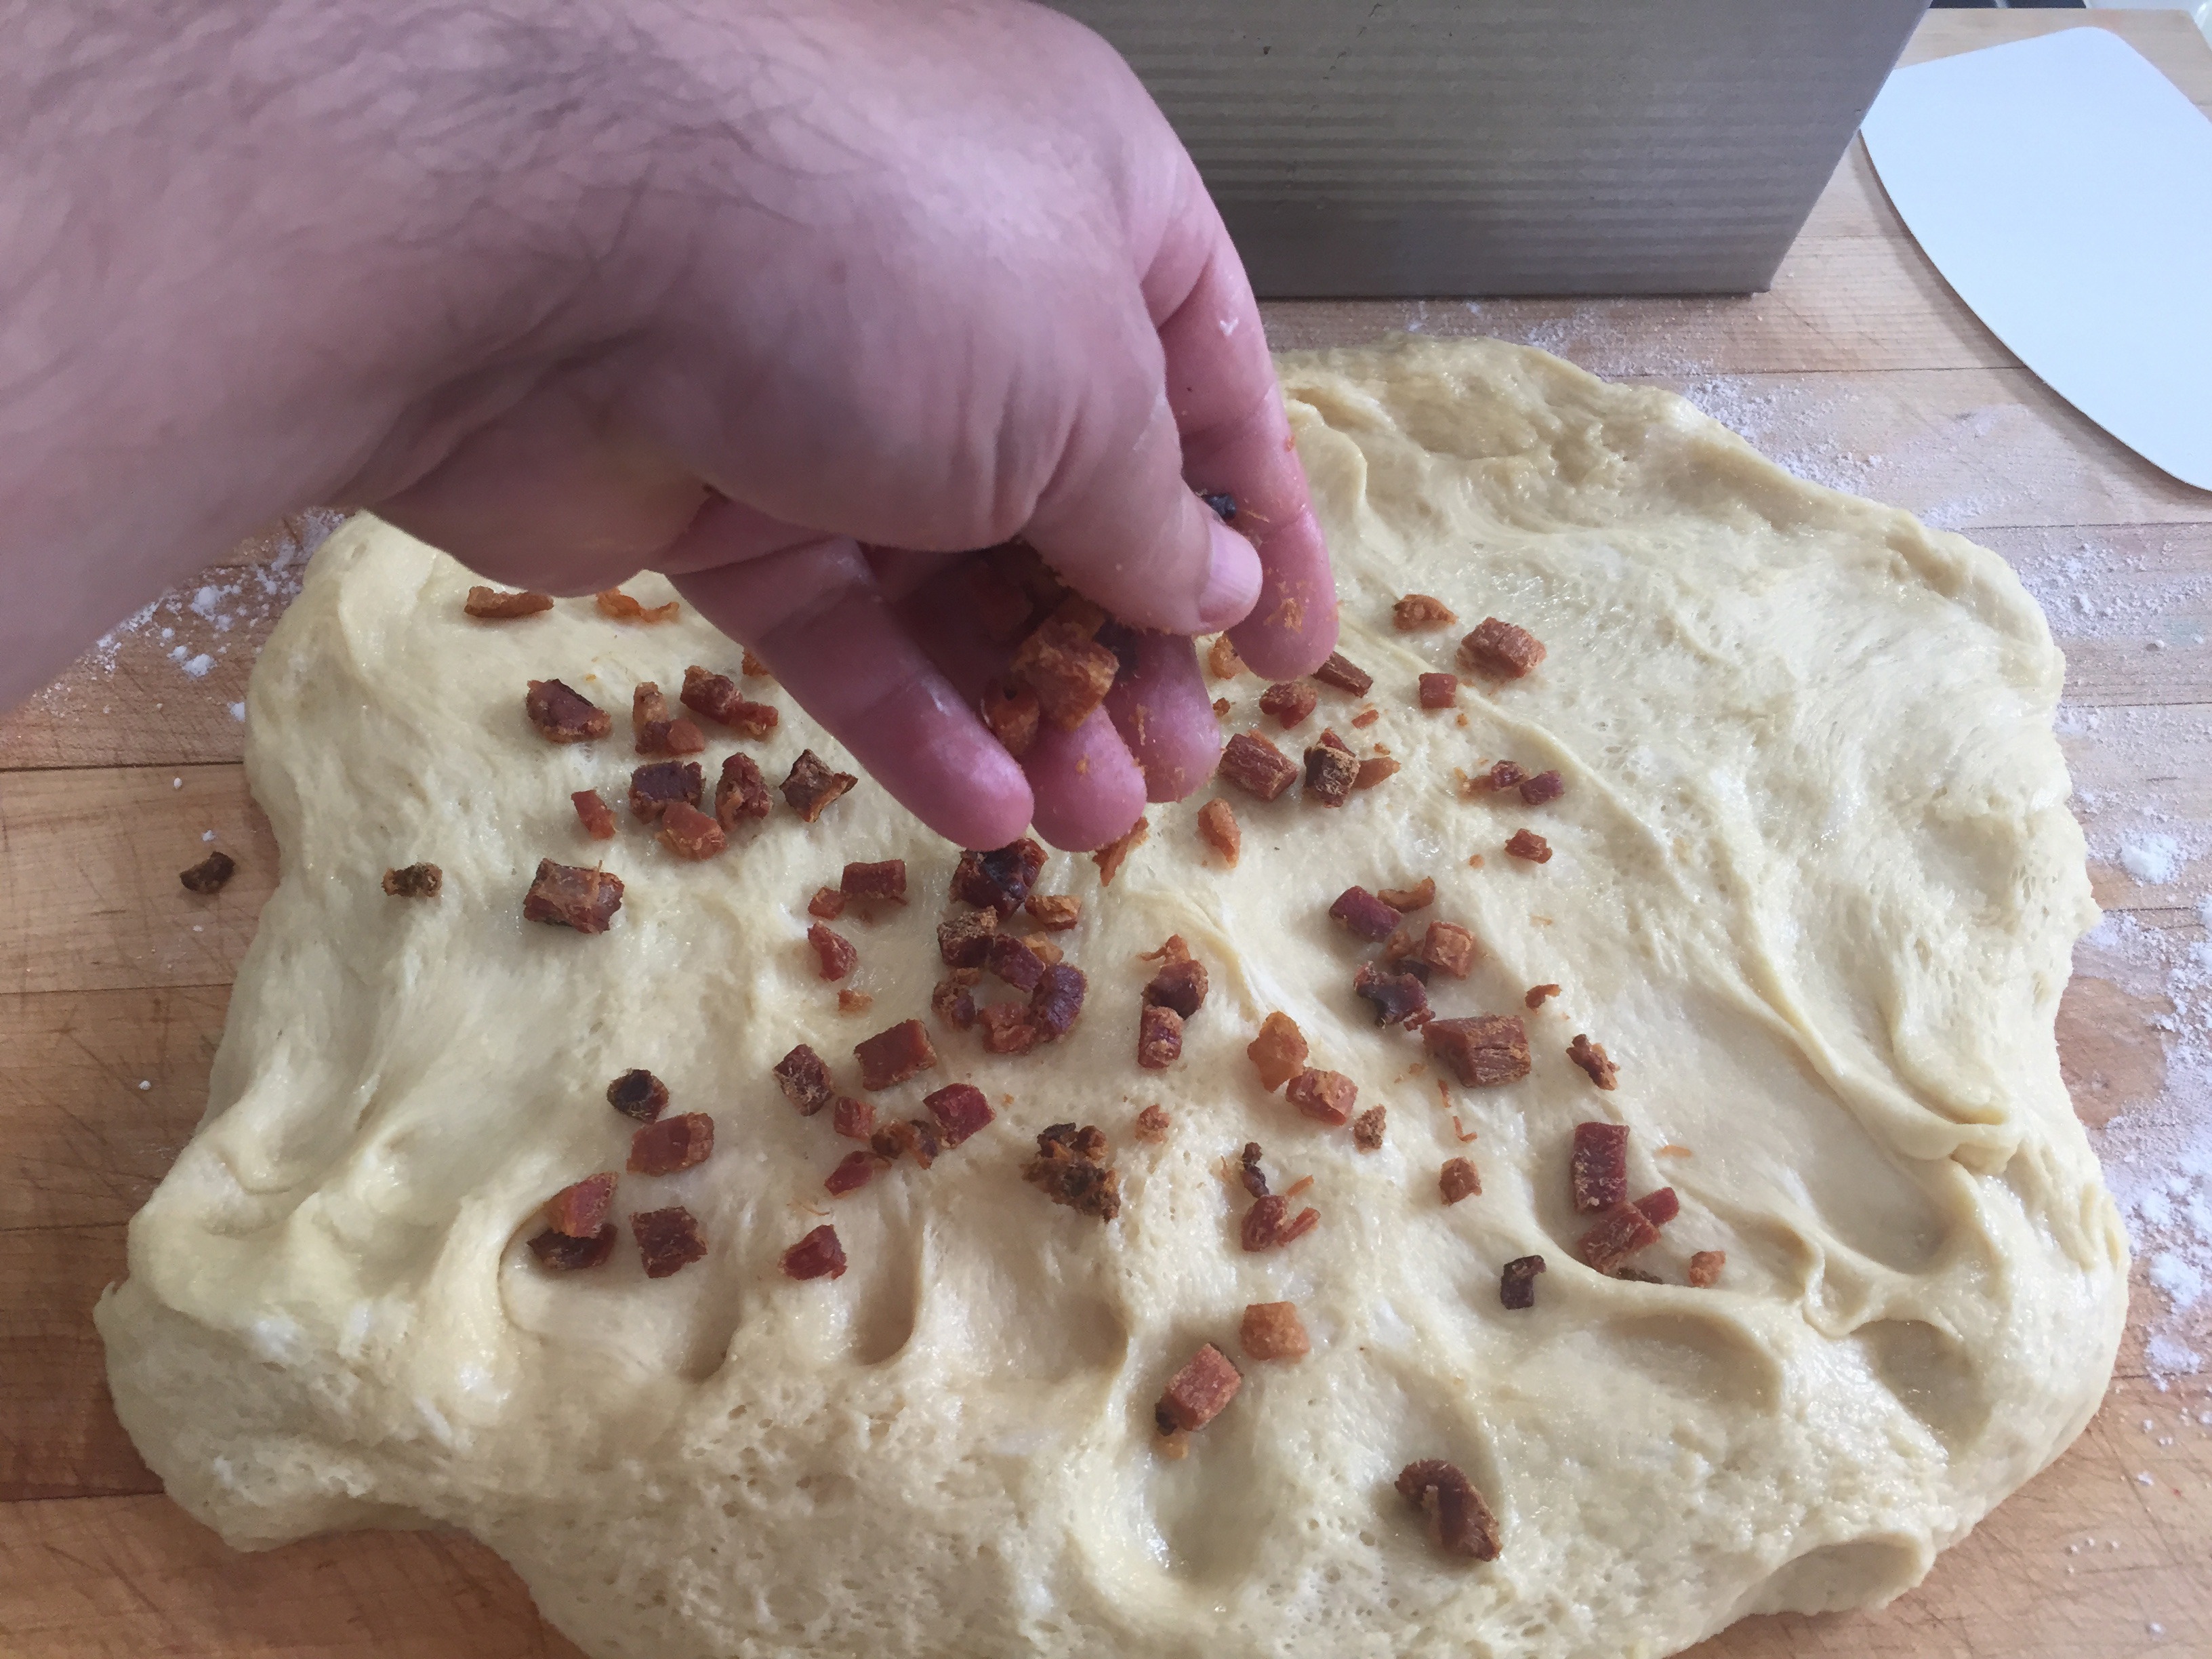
4, 11, 2209, 1656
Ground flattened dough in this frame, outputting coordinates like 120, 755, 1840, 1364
100, 339, 2126, 1659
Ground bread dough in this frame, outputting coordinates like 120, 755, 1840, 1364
99, 338, 2126, 1659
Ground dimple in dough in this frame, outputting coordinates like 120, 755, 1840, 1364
98, 338, 2126, 1659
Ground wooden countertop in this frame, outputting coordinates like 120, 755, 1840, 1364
3, 9, 2209, 1656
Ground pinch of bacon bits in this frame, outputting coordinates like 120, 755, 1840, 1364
1439, 1157, 1481, 1204
808, 887, 846, 920
855, 1019, 938, 1090
681, 665, 778, 738
1219, 731, 1299, 801
659, 802, 726, 860
1286, 1067, 1357, 1126
1134, 1104, 1172, 1143
1237, 1141, 1269, 1197
528, 1225, 617, 1270
832, 1097, 875, 1140
1240, 1302, 1311, 1361
523, 859, 623, 933
544, 1172, 617, 1237
979, 678, 1042, 758
1011, 598, 1120, 731
1156, 1343, 1242, 1435
1353, 962, 1431, 1029
1197, 797, 1241, 867
1141, 943, 1208, 1014
525, 678, 611, 743
1350, 707, 1381, 731
178, 851, 237, 894
1352, 1105, 1387, 1151
1504, 829, 1553, 863
953, 839, 1046, 916
1137, 1003, 1183, 1070
1023, 1123, 1121, 1221
1458, 617, 1546, 681
1418, 922, 1477, 979
465, 585, 552, 619
1092, 817, 1149, 886
1422, 1015, 1530, 1086
1242, 1191, 1320, 1252
1635, 1187, 1679, 1227
1688, 1250, 1727, 1288
922, 1082, 995, 1146
1258, 680, 1319, 730
571, 790, 617, 840
1571, 1122, 1630, 1212
825, 1150, 878, 1197
1418, 673, 1459, 710
1519, 770, 1565, 805
1463, 759, 1527, 797
806, 923, 857, 981
1023, 895, 1080, 932
1354, 756, 1399, 790
779, 1223, 846, 1281
1524, 983, 1561, 1009
870, 1117, 941, 1170
1330, 885, 1401, 942
1577, 1202, 1661, 1275
741, 649, 774, 680
781, 750, 858, 821
840, 859, 907, 905
1393, 593, 1458, 632
1203, 490, 1238, 523
1206, 633, 1246, 680
1313, 651, 1374, 696
978, 1001, 1039, 1054
634, 1205, 708, 1277
628, 1111, 714, 1176
1029, 962, 1088, 1040
1304, 742, 1358, 807
607, 1068, 670, 1122
1377, 877, 1435, 913
937, 910, 998, 970
932, 972, 979, 1031
629, 760, 703, 822
1246, 1012, 1309, 1092
632, 682, 705, 756
382, 862, 443, 897
715, 754, 773, 827
1397, 1458, 1502, 1562
986, 932, 1046, 992
1568, 1033, 1619, 1090
596, 588, 681, 623
1500, 1254, 1547, 1311
773, 1044, 836, 1116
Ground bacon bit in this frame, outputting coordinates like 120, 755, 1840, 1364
706, 755, 767, 830
773, 1044, 836, 1116
176, 849, 232, 894
634, 1205, 708, 1277
1423, 1015, 1530, 1086
1304, 742, 1358, 806
1473, 760, 1528, 796
1092, 817, 1151, 888
383, 863, 444, 899
741, 648, 773, 679
1467, 855, 1484, 868
635, 716, 704, 755
779, 1223, 846, 1281
1458, 617, 1546, 680
1023, 1123, 1121, 1221
978, 1001, 1038, 1053
937, 909, 998, 969
1439, 1157, 1481, 1204
523, 859, 623, 933
1211, 697, 1232, 718
802, 924, 857, 981
1144, 960, 1208, 1021
855, 1019, 937, 1090
1239, 1141, 1269, 1196
1259, 680, 1319, 729
596, 589, 681, 624
1418, 673, 1459, 710
1247, 1012, 1309, 1091
1500, 1254, 1547, 1310
1438, 1078, 1452, 1111
1398, 1459, 1501, 1561
1504, 829, 1552, 863
825, 1150, 878, 1197
980, 678, 1042, 758
1010, 897, 1076, 937
930, 975, 979, 1031
1657, 1143, 1693, 1158
1137, 1003, 1183, 1069
1318, 728, 1353, 754
952, 838, 1047, 916
466, 586, 553, 619
1568, 1033, 1618, 1090
808, 887, 847, 920
1525, 983, 1561, 1008
781, 750, 857, 821
628, 1111, 714, 1176
1242, 1193, 1319, 1251
1241, 1302, 1310, 1361
629, 760, 703, 822
1313, 652, 1374, 695
1577, 1201, 1660, 1274
1352, 1105, 1387, 1151
832, 1097, 875, 1140
1350, 708, 1381, 731
1286, 1067, 1357, 1126
1393, 593, 1457, 631
1202, 490, 1238, 523
525, 678, 611, 743
632, 678, 668, 735
658, 801, 725, 859
1635, 1187, 1680, 1227
1139, 935, 1191, 963
836, 860, 905, 905
1207, 633, 1246, 679
1571, 1122, 1630, 1212
570, 790, 617, 841
1353, 962, 1431, 1028
986, 931, 1045, 992
1377, 877, 1436, 912
1030, 962, 1087, 1040
544, 1172, 617, 1237
1330, 885, 1400, 941
1219, 731, 1299, 801
1011, 603, 1120, 731
1197, 797, 1242, 866
1614, 1265, 1664, 1284
1353, 756, 1398, 790
607, 1069, 670, 1122
871, 1117, 941, 1169
923, 1083, 994, 1146
1157, 1343, 1242, 1433
529, 1225, 617, 1270
1417, 921, 1477, 980
1687, 1250, 1726, 1288
1519, 769, 1565, 805
1282, 1174, 1315, 1200
1134, 1103, 1172, 1143
1452, 1114, 1478, 1143
838, 989, 871, 1013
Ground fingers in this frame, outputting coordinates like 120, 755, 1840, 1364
1103, 630, 1218, 803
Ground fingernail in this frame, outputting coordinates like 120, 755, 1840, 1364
1197, 518, 1263, 630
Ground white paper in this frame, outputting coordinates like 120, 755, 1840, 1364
1861, 27, 2212, 493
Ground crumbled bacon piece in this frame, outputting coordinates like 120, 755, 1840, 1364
1439, 1157, 1481, 1204
1240, 1302, 1310, 1361
631, 678, 668, 739
1141, 935, 1192, 963
715, 754, 773, 827
1246, 1012, 1309, 1091
937, 909, 998, 969
980, 679, 1042, 758
1156, 1343, 1242, 1433
523, 859, 623, 933
1197, 797, 1241, 865
1144, 958, 1208, 1019
837, 860, 905, 905
1134, 1103, 1172, 1142
1353, 756, 1399, 790
628, 1111, 714, 1176
832, 1097, 875, 1139
571, 789, 617, 840
1238, 1141, 1269, 1197
1023, 1123, 1120, 1221
1524, 983, 1561, 1009
635, 716, 705, 756
1577, 1201, 1660, 1274
1259, 680, 1318, 729
952, 839, 1047, 916
1418, 673, 1458, 710
825, 1150, 878, 1196
1504, 829, 1552, 863
871, 1117, 942, 1169
978, 1001, 1038, 1053
629, 760, 703, 822
525, 679, 611, 743
680, 665, 778, 738
466, 586, 552, 619
782, 750, 857, 821
1092, 817, 1148, 885
1613, 1265, 1664, 1284
1313, 652, 1374, 695
1519, 769, 1565, 805
1377, 877, 1435, 912
634, 1205, 708, 1277
1353, 962, 1431, 1028
773, 1044, 836, 1116
1458, 617, 1546, 680
1219, 731, 1298, 800
741, 648, 773, 679
596, 589, 680, 623
179, 851, 238, 894
1635, 1187, 1679, 1227
809, 887, 846, 920
922, 1082, 994, 1146
1329, 886, 1399, 942
1014, 899, 1076, 939
1572, 1122, 1629, 1212
1423, 1015, 1530, 1086
1242, 1192, 1319, 1251
1350, 708, 1380, 732
1208, 633, 1246, 679
1467, 759, 1528, 795
1568, 1034, 1618, 1090
931, 975, 979, 1031
1397, 1459, 1501, 1561
1137, 1003, 1183, 1070
1393, 593, 1457, 631
1011, 604, 1120, 731
986, 931, 1045, 992
1286, 1068, 1356, 1126
838, 988, 872, 1015
1352, 1105, 1386, 1151
659, 801, 725, 859
1500, 1254, 1546, 1310
1687, 1250, 1726, 1288
1202, 490, 1238, 523
855, 1019, 937, 1090
607, 1068, 670, 1122
806, 923, 857, 981
779, 1223, 846, 1281
1317, 728, 1353, 754
544, 1172, 617, 1237
1029, 962, 1087, 1040
1304, 742, 1357, 806
1418, 921, 1477, 979
528, 1225, 617, 1270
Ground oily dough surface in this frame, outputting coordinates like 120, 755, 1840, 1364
100, 337, 2126, 1659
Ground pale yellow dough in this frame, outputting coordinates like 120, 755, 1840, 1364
100, 339, 2126, 1659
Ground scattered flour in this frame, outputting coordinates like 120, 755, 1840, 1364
2122, 835, 2187, 886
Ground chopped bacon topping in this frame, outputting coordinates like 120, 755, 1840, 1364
1313, 652, 1374, 695
1397, 1459, 1501, 1561
931, 975, 979, 1031
659, 801, 725, 860
1500, 1254, 1547, 1310
806, 923, 857, 981
1259, 680, 1319, 729
825, 1150, 878, 1196
871, 1116, 941, 1169
1613, 1265, 1664, 1284
1330, 885, 1400, 941
832, 1097, 875, 1139
773, 1044, 836, 1116
1458, 616, 1547, 680
631, 678, 669, 741
571, 789, 617, 840
1467, 759, 1528, 794
1208, 632, 1246, 679
681, 665, 778, 738
1439, 1157, 1481, 1204
937, 909, 998, 968
1350, 708, 1381, 732
1285, 1067, 1359, 1132
1353, 962, 1431, 1028
1577, 1202, 1660, 1274
953, 839, 1047, 916
1011, 600, 1120, 731
1023, 1123, 1120, 1221
1242, 1192, 1319, 1251
1376, 877, 1435, 912
838, 988, 873, 1015
1418, 921, 1477, 979
1144, 958, 1208, 1019
1568, 1034, 1618, 1090
1687, 1250, 1726, 1288
525, 679, 611, 743
177, 849, 239, 894
1029, 962, 1087, 1040
980, 679, 1042, 758
596, 589, 680, 623
1423, 1015, 1530, 1086
839, 859, 906, 904
922, 1082, 994, 1146
1246, 1012, 1309, 1091
629, 760, 703, 822
1318, 728, 1353, 754
809, 887, 847, 920
628, 1112, 714, 1176
1196, 796, 1241, 865
1352, 1105, 1386, 1151
1092, 817, 1149, 886
1134, 1103, 1172, 1143
1353, 755, 1399, 790
1504, 829, 1553, 863
1219, 731, 1299, 800
779, 1223, 846, 1281
634, 1205, 708, 1277
1239, 1141, 1269, 1197
1393, 593, 1457, 631
1019, 896, 1078, 935
523, 859, 623, 933
528, 1225, 617, 1270
1240, 1302, 1311, 1361
781, 750, 858, 821
544, 1172, 617, 1237
607, 1069, 670, 1122
715, 753, 773, 827
1156, 1343, 1242, 1433
1519, 769, 1565, 805
985, 931, 1045, 992
466, 586, 552, 619
1571, 1122, 1629, 1212
1136, 1003, 1183, 1069
978, 1000, 1039, 1053
741, 648, 773, 679
1418, 673, 1459, 710
855, 1019, 937, 1090
1524, 983, 1561, 1008
1304, 742, 1358, 807
634, 717, 705, 756
1635, 1187, 1679, 1227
